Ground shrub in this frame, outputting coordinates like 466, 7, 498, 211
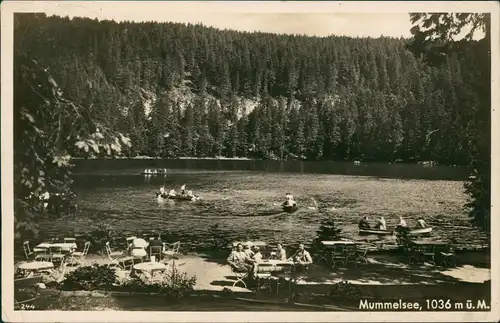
312, 218, 342, 251
84, 222, 120, 254
61, 264, 117, 291
120, 261, 197, 299
329, 281, 362, 302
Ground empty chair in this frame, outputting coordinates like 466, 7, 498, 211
106, 242, 133, 270
344, 245, 358, 266
49, 246, 66, 265
331, 245, 347, 268
149, 245, 163, 262
22, 241, 34, 260
69, 241, 91, 265
163, 241, 181, 260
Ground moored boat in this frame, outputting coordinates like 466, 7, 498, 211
358, 228, 393, 236
407, 227, 433, 236
142, 168, 167, 175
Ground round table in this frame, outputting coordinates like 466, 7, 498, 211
18, 261, 54, 272
133, 262, 167, 274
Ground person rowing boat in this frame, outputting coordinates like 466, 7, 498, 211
282, 193, 297, 207
358, 216, 371, 229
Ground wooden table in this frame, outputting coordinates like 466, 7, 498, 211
34, 242, 77, 253
18, 261, 54, 274
256, 260, 294, 273
133, 262, 167, 274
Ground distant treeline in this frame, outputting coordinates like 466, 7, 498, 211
15, 14, 486, 165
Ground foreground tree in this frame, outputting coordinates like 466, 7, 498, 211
14, 50, 131, 240
408, 13, 491, 234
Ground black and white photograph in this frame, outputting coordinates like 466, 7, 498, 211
2, 1, 499, 322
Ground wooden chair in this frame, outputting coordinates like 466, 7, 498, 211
106, 242, 133, 270
331, 245, 347, 268
162, 241, 181, 259
273, 263, 295, 293
255, 262, 274, 292
230, 264, 249, 288
69, 241, 91, 265
14, 276, 44, 310
48, 246, 66, 265
126, 236, 137, 251
439, 246, 456, 268
149, 246, 163, 262
344, 245, 358, 266
355, 247, 369, 265
22, 241, 34, 260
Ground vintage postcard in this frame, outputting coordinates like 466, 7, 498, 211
1, 1, 499, 322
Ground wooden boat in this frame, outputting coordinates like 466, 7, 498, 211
156, 192, 199, 201
142, 168, 167, 175
282, 204, 299, 213
407, 227, 433, 236
358, 228, 393, 236
359, 226, 433, 236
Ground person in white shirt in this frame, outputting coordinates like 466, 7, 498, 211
246, 246, 263, 277
376, 216, 387, 230
168, 189, 176, 197
159, 186, 165, 194
398, 216, 407, 228
180, 184, 186, 195
417, 218, 427, 228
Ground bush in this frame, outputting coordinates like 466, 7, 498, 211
312, 218, 342, 251
120, 261, 197, 299
61, 264, 117, 291
329, 281, 362, 301
84, 222, 120, 254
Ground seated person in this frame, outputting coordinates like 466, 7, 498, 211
186, 190, 194, 197
168, 189, 176, 197
227, 243, 253, 273
275, 243, 287, 261
148, 234, 164, 258
246, 246, 264, 276
417, 218, 427, 229
288, 243, 313, 272
180, 184, 187, 195
159, 186, 165, 195
358, 216, 371, 229
375, 217, 387, 230
244, 244, 255, 258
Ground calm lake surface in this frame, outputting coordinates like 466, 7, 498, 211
37, 167, 488, 249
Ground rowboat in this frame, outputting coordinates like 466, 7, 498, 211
359, 227, 433, 236
407, 227, 433, 236
358, 228, 393, 236
142, 168, 167, 175
156, 193, 199, 202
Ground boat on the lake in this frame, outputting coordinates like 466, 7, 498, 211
282, 204, 299, 213
156, 192, 200, 202
358, 228, 393, 236
142, 168, 167, 175
358, 226, 433, 236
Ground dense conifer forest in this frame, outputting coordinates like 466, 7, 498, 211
14, 13, 486, 165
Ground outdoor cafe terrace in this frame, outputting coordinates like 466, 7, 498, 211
15, 235, 490, 299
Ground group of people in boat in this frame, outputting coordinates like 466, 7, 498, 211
158, 184, 196, 198
144, 168, 167, 174
282, 193, 297, 207
358, 215, 427, 230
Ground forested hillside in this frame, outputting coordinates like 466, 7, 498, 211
14, 13, 485, 165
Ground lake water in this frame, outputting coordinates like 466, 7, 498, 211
36, 168, 488, 249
